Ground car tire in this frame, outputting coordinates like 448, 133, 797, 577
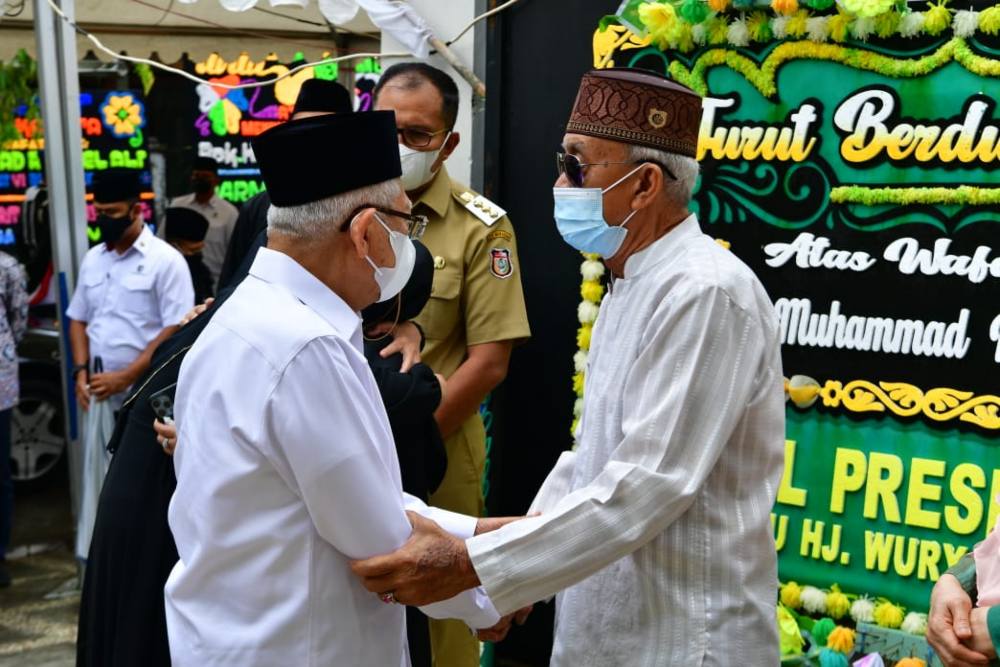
11, 376, 67, 486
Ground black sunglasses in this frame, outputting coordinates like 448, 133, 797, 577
341, 205, 428, 240
555, 152, 677, 188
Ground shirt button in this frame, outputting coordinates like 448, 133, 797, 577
434, 256, 446, 270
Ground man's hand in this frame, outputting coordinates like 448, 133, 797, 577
350, 511, 480, 607
153, 418, 178, 456
968, 607, 998, 660
928, 573, 990, 666
180, 297, 214, 326
75, 374, 91, 411
477, 605, 533, 643
475, 516, 528, 535
89, 370, 133, 400
372, 321, 422, 372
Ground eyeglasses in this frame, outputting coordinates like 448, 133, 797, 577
342, 205, 427, 240
397, 126, 449, 148
555, 152, 677, 188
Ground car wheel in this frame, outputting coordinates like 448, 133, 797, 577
11, 378, 66, 483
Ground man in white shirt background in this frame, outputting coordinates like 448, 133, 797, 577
68, 170, 195, 410
169, 157, 238, 289
166, 112, 509, 667
352, 68, 786, 666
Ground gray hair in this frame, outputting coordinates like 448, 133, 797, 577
627, 145, 700, 205
267, 178, 402, 241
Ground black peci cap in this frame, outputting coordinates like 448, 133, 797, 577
92, 169, 142, 204
293, 78, 353, 116
252, 111, 402, 207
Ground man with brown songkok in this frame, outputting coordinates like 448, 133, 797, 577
351, 68, 785, 665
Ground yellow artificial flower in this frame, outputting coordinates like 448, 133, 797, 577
639, 2, 679, 49
581, 280, 605, 303
786, 10, 810, 37
873, 600, 905, 629
826, 586, 850, 619
981, 5, 1000, 34
924, 0, 952, 34
577, 324, 593, 351
102, 94, 143, 137
780, 581, 803, 609
777, 604, 804, 656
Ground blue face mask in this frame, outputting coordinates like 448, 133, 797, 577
552, 164, 643, 258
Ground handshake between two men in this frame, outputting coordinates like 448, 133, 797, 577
351, 511, 534, 643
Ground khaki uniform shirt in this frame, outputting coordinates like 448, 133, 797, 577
413, 165, 530, 379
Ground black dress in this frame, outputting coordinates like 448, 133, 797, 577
364, 338, 447, 667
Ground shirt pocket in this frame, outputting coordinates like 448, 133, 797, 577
118, 272, 157, 318
420, 268, 462, 341
82, 271, 108, 316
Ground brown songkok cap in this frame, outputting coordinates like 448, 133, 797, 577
566, 68, 702, 158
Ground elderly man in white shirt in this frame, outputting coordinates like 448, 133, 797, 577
169, 157, 239, 288
166, 112, 503, 667
352, 68, 786, 666
67, 170, 194, 410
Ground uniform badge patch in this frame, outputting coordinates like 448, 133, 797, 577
489, 248, 513, 279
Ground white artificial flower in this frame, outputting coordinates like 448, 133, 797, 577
852, 16, 875, 40
581, 260, 605, 281
899, 11, 925, 37
901, 611, 928, 635
850, 596, 876, 623
800, 586, 827, 614
728, 18, 750, 47
954, 9, 979, 37
807, 16, 831, 42
772, 15, 791, 39
578, 300, 600, 324
573, 350, 589, 373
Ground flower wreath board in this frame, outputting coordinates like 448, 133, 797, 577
574, 0, 1000, 663
2, 85, 153, 247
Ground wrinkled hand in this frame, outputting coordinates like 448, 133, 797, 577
967, 607, 998, 660
928, 573, 989, 666
477, 605, 533, 643
373, 321, 422, 372
350, 511, 480, 607
75, 374, 91, 411
153, 418, 178, 456
180, 297, 214, 326
89, 370, 133, 400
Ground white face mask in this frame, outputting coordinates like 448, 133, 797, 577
399, 132, 451, 191
364, 213, 416, 303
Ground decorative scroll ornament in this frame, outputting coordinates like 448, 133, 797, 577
784, 376, 1000, 429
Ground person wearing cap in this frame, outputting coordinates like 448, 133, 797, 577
169, 156, 239, 289
165, 112, 511, 667
374, 62, 531, 667
216, 78, 353, 290
164, 207, 213, 303
351, 68, 785, 665
67, 170, 195, 411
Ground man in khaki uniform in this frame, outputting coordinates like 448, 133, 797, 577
375, 63, 530, 666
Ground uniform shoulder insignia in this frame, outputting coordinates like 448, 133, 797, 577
458, 191, 506, 227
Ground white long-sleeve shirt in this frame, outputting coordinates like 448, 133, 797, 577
467, 215, 785, 666
166, 247, 498, 667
